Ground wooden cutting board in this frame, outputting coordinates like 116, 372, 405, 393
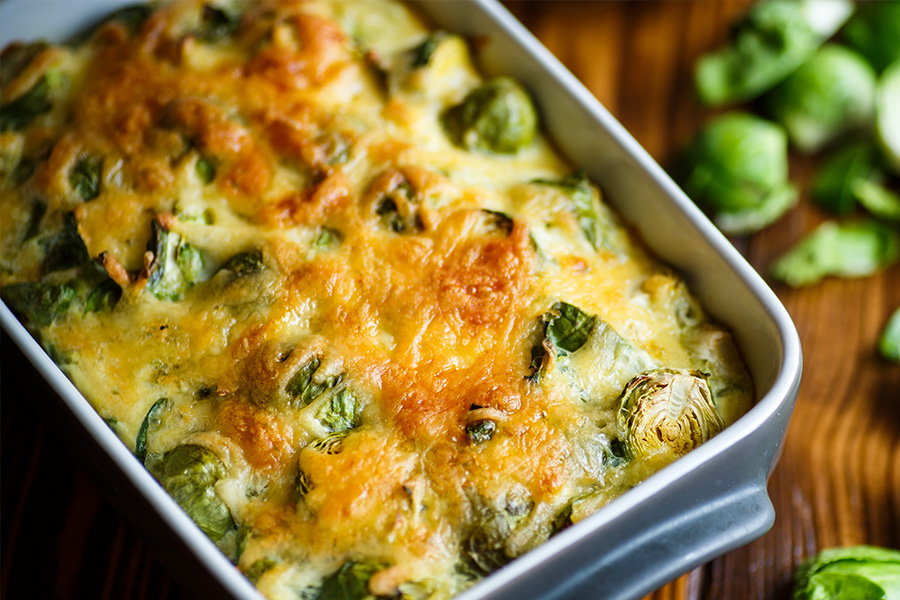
2, 2, 898, 599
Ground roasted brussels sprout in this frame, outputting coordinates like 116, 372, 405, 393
695, 0, 853, 106
442, 77, 537, 154
771, 220, 900, 287
679, 112, 796, 234
764, 45, 877, 154
153, 444, 234, 542
792, 545, 900, 600
617, 369, 724, 459
0, 41, 48, 86
195, 4, 241, 43
146, 219, 206, 300
842, 2, 900, 74
219, 250, 264, 276
42, 214, 90, 273
285, 356, 342, 408
318, 388, 360, 433
318, 560, 391, 600
69, 155, 103, 202
532, 170, 609, 250
0, 76, 54, 132
879, 307, 900, 364
1, 282, 74, 326
465, 419, 496, 444
529, 301, 596, 379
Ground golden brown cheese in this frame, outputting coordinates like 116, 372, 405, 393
0, 1, 754, 598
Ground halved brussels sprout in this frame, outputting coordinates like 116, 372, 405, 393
146, 219, 206, 300
153, 444, 235, 542
442, 77, 537, 154
618, 369, 723, 459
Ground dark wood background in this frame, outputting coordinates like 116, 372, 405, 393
3, 2, 899, 598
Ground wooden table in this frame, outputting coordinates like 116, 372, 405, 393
2, 2, 899, 598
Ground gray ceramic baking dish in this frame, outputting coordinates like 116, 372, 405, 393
0, 1, 802, 599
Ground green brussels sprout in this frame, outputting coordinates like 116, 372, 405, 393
318, 388, 360, 433
764, 45, 877, 154
529, 301, 596, 379
532, 170, 611, 251
771, 220, 900, 287
154, 445, 235, 542
41, 214, 90, 273
811, 144, 877, 216
877, 60, 900, 175
318, 560, 391, 600
218, 250, 264, 276
695, 0, 853, 106
69, 154, 103, 202
284, 356, 343, 408
879, 307, 900, 364
195, 4, 241, 43
465, 419, 496, 444
617, 369, 724, 459
442, 77, 538, 154
0, 76, 54, 132
842, 2, 900, 74
852, 179, 900, 223
792, 545, 900, 600
135, 398, 168, 462
679, 112, 797, 234
195, 156, 216, 184
146, 219, 206, 300
0, 42, 49, 87
2, 282, 74, 326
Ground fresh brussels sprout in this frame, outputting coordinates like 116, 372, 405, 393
318, 388, 360, 433
153, 444, 235, 541
695, 0, 853, 106
442, 77, 538, 154
811, 144, 877, 215
69, 155, 103, 202
679, 112, 797, 234
617, 369, 724, 459
1, 282, 75, 326
771, 220, 900, 287
879, 307, 900, 364
0, 76, 54, 132
764, 45, 877, 154
842, 2, 900, 74
195, 4, 241, 42
135, 398, 168, 462
532, 170, 610, 250
852, 179, 900, 223
792, 545, 900, 600
219, 250, 264, 276
146, 220, 206, 300
877, 60, 900, 175
529, 301, 596, 379
41, 214, 90, 273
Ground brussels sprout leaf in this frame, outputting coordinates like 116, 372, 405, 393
842, 2, 900, 74
793, 545, 900, 600
319, 388, 360, 433
154, 445, 234, 541
135, 397, 168, 462
852, 179, 900, 223
529, 301, 596, 379
319, 560, 389, 600
533, 170, 609, 250
69, 155, 103, 201
146, 220, 206, 300
811, 144, 876, 216
410, 32, 447, 68
2, 282, 74, 326
771, 221, 900, 287
0, 76, 53, 132
84, 276, 122, 315
42, 214, 90, 273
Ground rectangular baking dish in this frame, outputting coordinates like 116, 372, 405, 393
0, 1, 802, 600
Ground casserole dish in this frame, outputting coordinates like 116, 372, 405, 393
0, 1, 802, 599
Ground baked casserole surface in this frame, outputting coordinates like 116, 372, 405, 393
0, 1, 753, 598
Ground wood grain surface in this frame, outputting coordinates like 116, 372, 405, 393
2, 2, 899, 599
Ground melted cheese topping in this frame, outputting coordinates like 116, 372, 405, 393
0, 2, 753, 598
